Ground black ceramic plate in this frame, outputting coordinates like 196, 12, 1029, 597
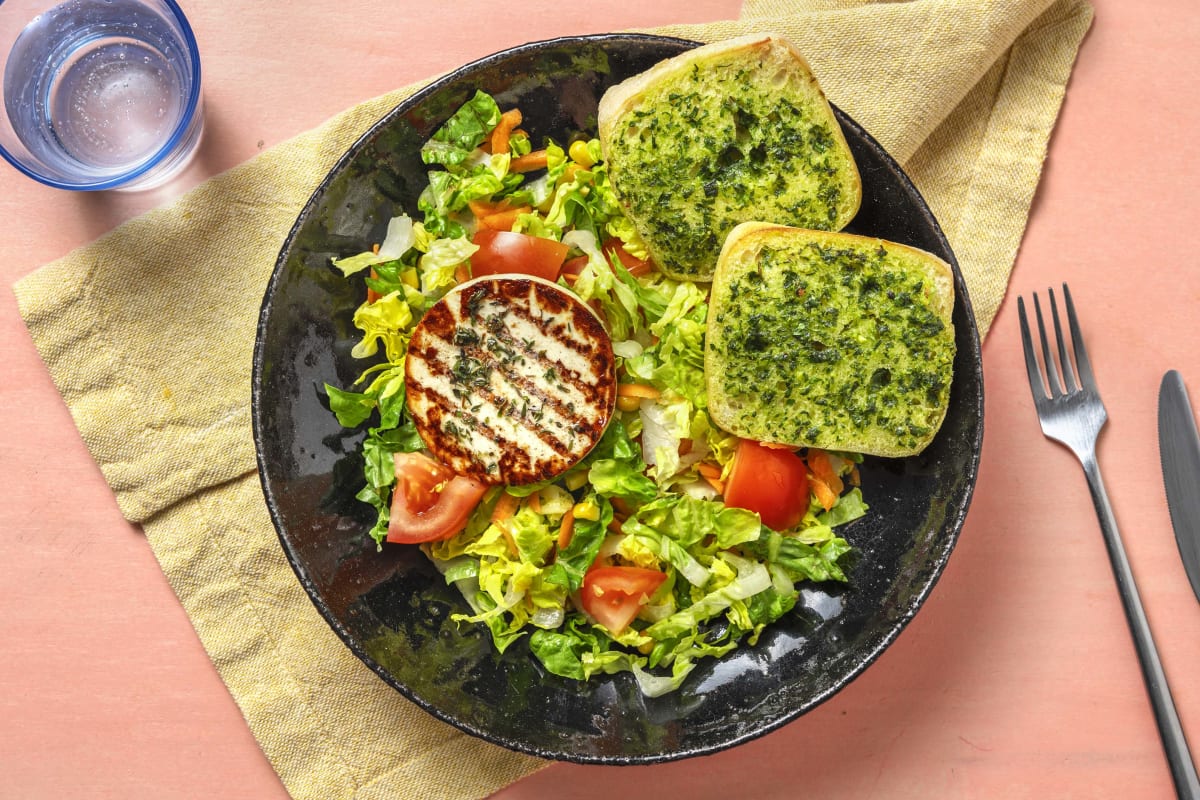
252, 34, 984, 764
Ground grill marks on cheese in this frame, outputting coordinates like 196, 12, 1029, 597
406, 276, 616, 485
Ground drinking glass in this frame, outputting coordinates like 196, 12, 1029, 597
0, 0, 203, 191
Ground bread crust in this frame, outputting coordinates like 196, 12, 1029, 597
599, 35, 782, 143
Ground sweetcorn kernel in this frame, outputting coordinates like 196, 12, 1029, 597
572, 500, 601, 521
568, 139, 596, 168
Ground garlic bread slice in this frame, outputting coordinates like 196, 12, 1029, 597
598, 34, 861, 281
706, 223, 955, 457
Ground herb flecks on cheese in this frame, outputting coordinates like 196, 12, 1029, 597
406, 276, 617, 485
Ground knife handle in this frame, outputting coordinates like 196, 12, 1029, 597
1083, 456, 1200, 799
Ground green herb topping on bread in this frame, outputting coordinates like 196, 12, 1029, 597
597, 34, 862, 281
705, 223, 956, 457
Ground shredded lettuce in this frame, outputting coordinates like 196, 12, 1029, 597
585, 420, 657, 503
420, 90, 502, 167
418, 236, 477, 294
349, 292, 412, 361
331, 214, 417, 277
562, 228, 640, 340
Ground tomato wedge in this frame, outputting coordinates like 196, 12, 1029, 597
386, 451, 487, 544
471, 229, 569, 281
581, 566, 667, 635
558, 254, 590, 284
722, 438, 809, 531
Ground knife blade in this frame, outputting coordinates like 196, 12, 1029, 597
1158, 369, 1200, 604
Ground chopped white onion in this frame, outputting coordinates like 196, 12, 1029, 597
612, 339, 644, 360
531, 605, 565, 630
677, 478, 718, 501
377, 214, 415, 259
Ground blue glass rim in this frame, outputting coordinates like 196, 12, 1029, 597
0, 0, 203, 191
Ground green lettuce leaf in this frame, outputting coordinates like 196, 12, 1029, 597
644, 553, 772, 641
628, 494, 761, 550
562, 229, 639, 340
743, 530, 855, 583
420, 90, 502, 167
324, 384, 374, 428
529, 618, 608, 681
818, 487, 870, 528
584, 419, 658, 506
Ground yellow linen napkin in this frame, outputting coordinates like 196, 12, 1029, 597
13, 2, 1092, 798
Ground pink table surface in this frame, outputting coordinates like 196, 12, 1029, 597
3, 1, 1199, 798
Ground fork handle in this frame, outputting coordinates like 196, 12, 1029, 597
1083, 456, 1200, 799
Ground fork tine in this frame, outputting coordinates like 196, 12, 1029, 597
1017, 296, 1048, 400
1062, 283, 1099, 391
1033, 293, 1064, 398
1048, 287, 1078, 393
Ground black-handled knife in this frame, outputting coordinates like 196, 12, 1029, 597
1158, 369, 1200, 604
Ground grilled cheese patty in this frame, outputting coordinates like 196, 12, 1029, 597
405, 275, 617, 485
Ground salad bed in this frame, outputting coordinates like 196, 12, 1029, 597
323, 90, 864, 696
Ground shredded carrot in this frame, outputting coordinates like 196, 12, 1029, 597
528, 492, 542, 514
678, 438, 693, 456
467, 198, 508, 218
510, 149, 549, 173
496, 519, 519, 556
810, 477, 838, 512
701, 475, 725, 494
468, 197, 532, 231
806, 449, 844, 495
490, 108, 523, 156
603, 238, 654, 278
454, 262, 472, 283
613, 257, 652, 279
617, 383, 661, 400
696, 462, 725, 494
848, 466, 861, 487
366, 267, 380, 304
467, 199, 494, 218
557, 508, 576, 550
478, 206, 530, 231
491, 491, 519, 524
365, 244, 382, 303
